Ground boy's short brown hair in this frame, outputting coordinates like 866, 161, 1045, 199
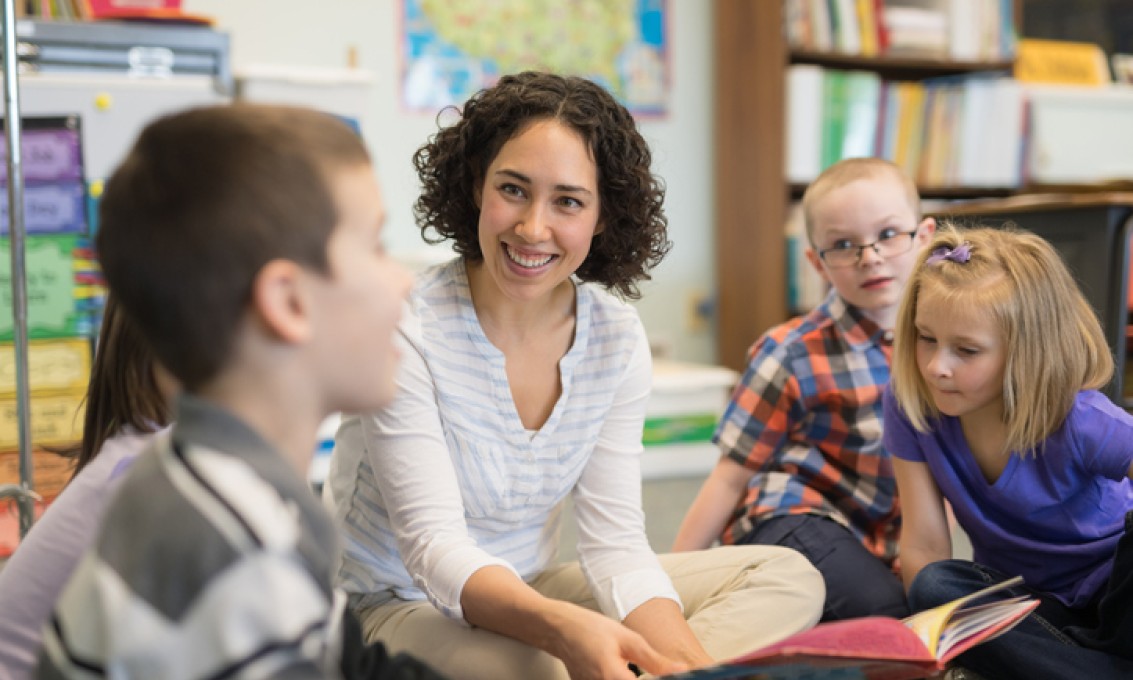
801, 158, 921, 243
96, 104, 370, 391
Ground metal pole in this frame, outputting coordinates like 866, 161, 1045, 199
1, 0, 39, 538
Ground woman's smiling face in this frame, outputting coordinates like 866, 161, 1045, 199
475, 118, 601, 305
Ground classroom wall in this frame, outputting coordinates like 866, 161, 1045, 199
183, 0, 718, 364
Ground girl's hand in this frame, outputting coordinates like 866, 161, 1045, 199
550, 604, 687, 680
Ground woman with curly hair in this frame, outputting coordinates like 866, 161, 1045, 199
327, 71, 823, 680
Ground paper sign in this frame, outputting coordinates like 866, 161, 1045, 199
0, 338, 91, 397
0, 235, 87, 340
0, 126, 83, 183
0, 183, 87, 235
1015, 38, 1111, 86
0, 445, 76, 499
0, 390, 85, 449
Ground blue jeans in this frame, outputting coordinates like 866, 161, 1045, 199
909, 557, 1133, 679
741, 514, 908, 621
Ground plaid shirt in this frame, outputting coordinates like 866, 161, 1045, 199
715, 290, 900, 562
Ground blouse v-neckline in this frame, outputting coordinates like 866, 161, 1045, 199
455, 261, 591, 447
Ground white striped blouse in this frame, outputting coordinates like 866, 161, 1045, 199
328, 258, 679, 622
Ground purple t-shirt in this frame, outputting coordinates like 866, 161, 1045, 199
883, 388, 1133, 607
0, 428, 164, 679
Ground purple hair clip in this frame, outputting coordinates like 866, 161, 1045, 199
925, 242, 972, 266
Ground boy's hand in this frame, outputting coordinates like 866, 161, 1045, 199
551, 605, 687, 680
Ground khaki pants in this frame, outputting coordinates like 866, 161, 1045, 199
356, 545, 823, 680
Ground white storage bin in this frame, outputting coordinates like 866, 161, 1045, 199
1025, 84, 1133, 185
642, 360, 738, 480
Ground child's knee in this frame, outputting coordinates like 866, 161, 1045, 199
758, 544, 825, 586
732, 545, 826, 615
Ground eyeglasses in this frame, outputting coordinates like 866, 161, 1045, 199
817, 227, 920, 269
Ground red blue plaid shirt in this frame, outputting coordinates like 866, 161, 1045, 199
715, 291, 900, 562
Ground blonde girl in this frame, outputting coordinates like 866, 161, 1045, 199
884, 225, 1133, 679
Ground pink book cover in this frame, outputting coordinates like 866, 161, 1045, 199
662, 582, 1039, 680
87, 0, 179, 14
710, 600, 1039, 680
85, 0, 212, 25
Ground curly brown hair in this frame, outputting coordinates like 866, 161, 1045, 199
412, 71, 671, 299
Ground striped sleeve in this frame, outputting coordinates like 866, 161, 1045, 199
36, 445, 343, 680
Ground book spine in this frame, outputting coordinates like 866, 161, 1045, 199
874, 0, 889, 54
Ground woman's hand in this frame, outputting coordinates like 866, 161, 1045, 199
548, 602, 687, 680
623, 598, 714, 670
462, 566, 689, 679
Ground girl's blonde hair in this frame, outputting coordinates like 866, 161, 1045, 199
890, 224, 1113, 455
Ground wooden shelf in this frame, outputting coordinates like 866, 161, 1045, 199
714, 0, 788, 372
789, 49, 1014, 78
789, 183, 1015, 200
712, 2, 1023, 372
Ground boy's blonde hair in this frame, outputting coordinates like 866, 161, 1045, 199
891, 224, 1113, 455
802, 158, 921, 243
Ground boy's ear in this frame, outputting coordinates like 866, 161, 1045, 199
805, 247, 833, 284
917, 217, 937, 243
250, 259, 312, 344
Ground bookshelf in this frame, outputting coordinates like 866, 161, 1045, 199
712, 1, 1021, 371
789, 50, 1015, 77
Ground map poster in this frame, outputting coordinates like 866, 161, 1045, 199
401, 0, 669, 117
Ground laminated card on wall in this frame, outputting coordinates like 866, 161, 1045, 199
0, 234, 95, 341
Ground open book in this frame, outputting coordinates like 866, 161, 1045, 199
664, 576, 1039, 680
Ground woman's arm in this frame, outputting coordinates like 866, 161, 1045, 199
461, 566, 685, 680
671, 456, 753, 551
569, 325, 714, 667
622, 598, 714, 668
892, 457, 952, 588
357, 325, 517, 618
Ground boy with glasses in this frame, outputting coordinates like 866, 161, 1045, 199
673, 158, 935, 622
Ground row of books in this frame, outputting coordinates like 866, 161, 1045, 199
785, 0, 1015, 62
14, 0, 183, 21
14, 0, 92, 20
785, 64, 1025, 190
